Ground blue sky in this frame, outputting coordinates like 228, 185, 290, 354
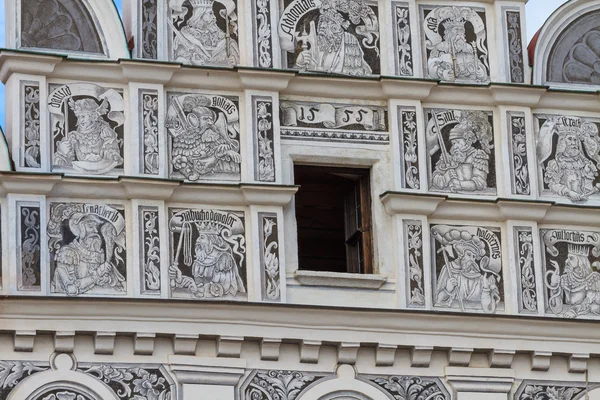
0, 0, 568, 128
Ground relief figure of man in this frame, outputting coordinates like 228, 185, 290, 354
295, 8, 372, 76
544, 127, 599, 202
53, 214, 125, 295
54, 98, 123, 173
172, 0, 239, 66
432, 114, 492, 192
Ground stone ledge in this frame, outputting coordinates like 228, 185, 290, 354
294, 270, 388, 289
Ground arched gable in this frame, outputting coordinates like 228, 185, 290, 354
533, 0, 600, 89
9, 0, 129, 59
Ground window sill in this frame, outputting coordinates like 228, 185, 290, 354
294, 270, 388, 290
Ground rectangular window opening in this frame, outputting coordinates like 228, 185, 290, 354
294, 165, 373, 274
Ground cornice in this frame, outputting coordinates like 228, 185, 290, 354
379, 191, 600, 226
4, 51, 600, 108
0, 173, 298, 206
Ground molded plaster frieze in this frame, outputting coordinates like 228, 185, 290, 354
504, 9, 525, 84
514, 226, 538, 314
534, 114, 600, 204
403, 219, 425, 308
280, 99, 389, 144
47, 82, 126, 177
252, 97, 276, 183
258, 212, 281, 301
167, 207, 247, 301
431, 223, 504, 314
362, 375, 450, 400
278, 0, 381, 76
420, 5, 490, 84
392, 2, 414, 77
508, 112, 530, 196
399, 106, 420, 190
21, 81, 41, 169
424, 108, 496, 196
166, 91, 242, 183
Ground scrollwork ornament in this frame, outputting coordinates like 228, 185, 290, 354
0, 361, 48, 394
506, 11, 524, 83
23, 84, 41, 168
368, 376, 449, 400
394, 5, 413, 76
256, 101, 275, 182
405, 221, 424, 307
141, 208, 161, 293
141, 0, 158, 59
37, 390, 92, 400
516, 228, 537, 313
260, 214, 280, 301
245, 370, 323, 400
517, 384, 584, 400
255, 0, 273, 68
141, 91, 159, 175
81, 364, 171, 400
401, 109, 419, 189
20, 206, 41, 290
509, 113, 530, 195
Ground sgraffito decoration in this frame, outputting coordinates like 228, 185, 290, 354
259, 213, 280, 301
280, 100, 388, 144
514, 227, 537, 314
22, 82, 41, 168
242, 370, 329, 400
535, 115, 600, 203
421, 5, 490, 83
404, 220, 425, 308
168, 0, 239, 67
48, 83, 125, 175
166, 92, 241, 182
140, 206, 161, 295
425, 109, 495, 195
18, 203, 41, 292
431, 224, 503, 314
47, 202, 127, 296
140, 90, 160, 175
20, 0, 105, 54
514, 381, 591, 400
253, 98, 276, 182
541, 228, 600, 318
140, 0, 158, 59
392, 2, 413, 76
252, 0, 273, 68
278, 0, 380, 75
399, 107, 419, 189
508, 112, 530, 195
505, 10, 524, 83
364, 375, 450, 400
168, 208, 247, 300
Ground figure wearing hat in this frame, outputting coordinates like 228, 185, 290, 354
540, 119, 600, 202
54, 98, 124, 173
431, 111, 493, 193
53, 212, 125, 295
171, 0, 239, 66
295, 6, 372, 75
426, 7, 488, 82
169, 95, 241, 181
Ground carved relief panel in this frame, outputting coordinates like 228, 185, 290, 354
420, 5, 490, 83
425, 108, 496, 195
541, 228, 600, 319
278, 0, 381, 75
47, 202, 127, 296
166, 92, 241, 182
168, 0, 240, 67
535, 114, 600, 203
280, 99, 388, 144
168, 208, 247, 300
431, 224, 504, 314
48, 83, 126, 176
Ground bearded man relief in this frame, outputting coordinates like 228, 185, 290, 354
426, 109, 495, 194
536, 115, 600, 202
422, 6, 490, 83
48, 83, 125, 175
47, 203, 127, 296
432, 225, 503, 314
169, 0, 239, 66
166, 93, 241, 182
278, 0, 380, 75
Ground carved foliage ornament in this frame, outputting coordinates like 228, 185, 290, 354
278, 0, 380, 75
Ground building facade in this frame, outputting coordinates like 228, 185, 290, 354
1, 0, 600, 398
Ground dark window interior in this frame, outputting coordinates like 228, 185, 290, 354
294, 165, 373, 274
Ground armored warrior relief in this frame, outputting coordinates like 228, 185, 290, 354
542, 229, 600, 318
166, 93, 241, 181
48, 83, 125, 175
169, 0, 239, 66
278, 0, 380, 75
422, 6, 490, 83
168, 208, 247, 300
47, 203, 127, 296
536, 115, 600, 202
432, 225, 503, 313
426, 109, 495, 194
